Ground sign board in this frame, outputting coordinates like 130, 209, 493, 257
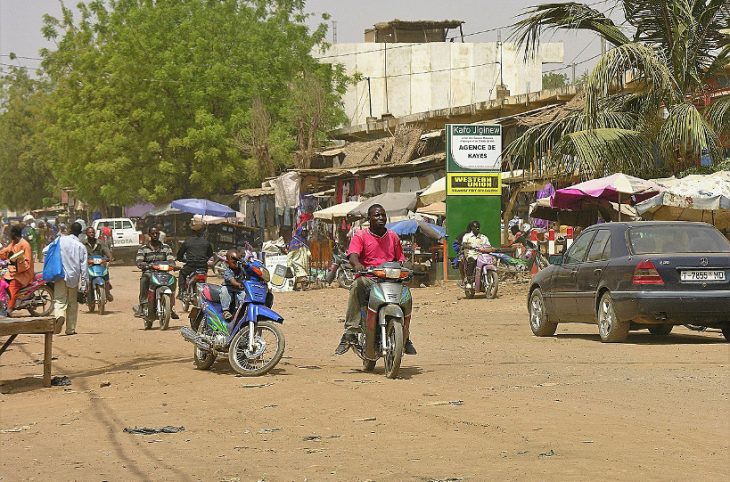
447, 124, 502, 172
447, 173, 501, 196
445, 123, 503, 269
263, 254, 293, 292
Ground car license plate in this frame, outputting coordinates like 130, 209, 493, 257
680, 270, 726, 281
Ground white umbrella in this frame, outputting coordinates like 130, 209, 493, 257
192, 212, 246, 225
637, 171, 730, 228
312, 201, 362, 221
418, 177, 445, 206
416, 201, 446, 216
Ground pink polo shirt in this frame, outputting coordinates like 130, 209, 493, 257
347, 228, 405, 268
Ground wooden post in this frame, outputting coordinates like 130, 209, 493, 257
43, 333, 53, 387
442, 240, 448, 283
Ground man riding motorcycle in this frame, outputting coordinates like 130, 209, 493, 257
334, 204, 417, 356
460, 220, 492, 289
133, 226, 179, 319
83, 226, 113, 301
176, 220, 213, 301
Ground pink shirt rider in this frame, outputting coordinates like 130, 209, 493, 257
347, 228, 405, 269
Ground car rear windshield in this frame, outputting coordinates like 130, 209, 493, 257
628, 225, 730, 254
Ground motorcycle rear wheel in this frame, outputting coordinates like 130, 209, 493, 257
193, 320, 217, 370
228, 321, 285, 376
28, 285, 54, 317
159, 294, 171, 330
384, 321, 404, 379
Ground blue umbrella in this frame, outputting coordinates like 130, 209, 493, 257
386, 219, 446, 240
171, 198, 235, 217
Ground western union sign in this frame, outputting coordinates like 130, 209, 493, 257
447, 173, 501, 196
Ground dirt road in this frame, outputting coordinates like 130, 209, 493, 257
1, 266, 728, 481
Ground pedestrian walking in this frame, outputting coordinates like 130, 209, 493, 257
52, 222, 88, 335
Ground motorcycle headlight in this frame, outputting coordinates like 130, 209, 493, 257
259, 267, 271, 283
384, 267, 401, 279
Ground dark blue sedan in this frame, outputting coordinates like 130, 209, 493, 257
528, 222, 730, 342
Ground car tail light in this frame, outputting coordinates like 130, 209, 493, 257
139, 233, 145, 244
632, 259, 664, 285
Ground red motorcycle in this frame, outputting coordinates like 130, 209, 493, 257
0, 260, 54, 316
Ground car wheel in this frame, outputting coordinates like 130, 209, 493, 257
722, 324, 730, 342
597, 292, 629, 343
648, 324, 673, 336
528, 288, 557, 337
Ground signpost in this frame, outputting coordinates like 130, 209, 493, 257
446, 124, 502, 270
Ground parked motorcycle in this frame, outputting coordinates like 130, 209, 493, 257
180, 268, 207, 312
325, 248, 354, 289
86, 255, 110, 315
460, 246, 498, 299
141, 262, 177, 330
349, 263, 413, 379
181, 258, 285, 376
210, 250, 228, 278
0, 260, 54, 316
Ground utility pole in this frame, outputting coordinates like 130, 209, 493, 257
384, 41, 389, 114
498, 30, 504, 87
571, 63, 576, 85
332, 20, 337, 43
601, 38, 607, 56
366, 77, 373, 118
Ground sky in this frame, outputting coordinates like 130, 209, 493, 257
0, 0, 621, 76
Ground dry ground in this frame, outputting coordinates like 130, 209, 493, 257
1, 266, 729, 481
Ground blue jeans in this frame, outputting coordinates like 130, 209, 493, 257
220, 286, 244, 312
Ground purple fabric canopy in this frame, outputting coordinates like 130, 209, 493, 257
124, 202, 156, 218
552, 173, 662, 211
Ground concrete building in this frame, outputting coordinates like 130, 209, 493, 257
316, 20, 564, 128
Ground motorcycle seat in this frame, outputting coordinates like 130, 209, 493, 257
203, 284, 222, 304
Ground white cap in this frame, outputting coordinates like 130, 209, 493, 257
23, 214, 34, 223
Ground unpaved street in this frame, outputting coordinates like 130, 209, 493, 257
1, 266, 729, 481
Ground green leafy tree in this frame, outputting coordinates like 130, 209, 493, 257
38, 0, 348, 209
0, 66, 56, 210
507, 0, 729, 177
542, 72, 570, 89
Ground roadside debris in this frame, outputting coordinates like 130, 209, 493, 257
123, 426, 185, 435
51, 376, 71, 387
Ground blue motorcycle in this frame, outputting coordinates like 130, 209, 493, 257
181, 258, 285, 376
87, 255, 110, 315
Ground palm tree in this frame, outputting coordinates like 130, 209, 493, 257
506, 0, 729, 177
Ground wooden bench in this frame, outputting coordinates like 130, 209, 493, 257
0, 316, 55, 387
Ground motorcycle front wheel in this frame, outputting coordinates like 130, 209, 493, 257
484, 271, 499, 299
87, 289, 96, 313
337, 269, 354, 289
97, 285, 106, 315
28, 285, 54, 317
384, 321, 404, 379
228, 321, 285, 376
159, 294, 171, 330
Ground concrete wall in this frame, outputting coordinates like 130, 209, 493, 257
317, 42, 564, 127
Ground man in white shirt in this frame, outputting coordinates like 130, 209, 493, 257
53, 222, 88, 335
461, 220, 491, 289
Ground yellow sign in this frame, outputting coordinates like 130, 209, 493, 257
447, 173, 501, 196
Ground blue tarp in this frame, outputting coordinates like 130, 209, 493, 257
171, 198, 235, 217
386, 219, 446, 239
